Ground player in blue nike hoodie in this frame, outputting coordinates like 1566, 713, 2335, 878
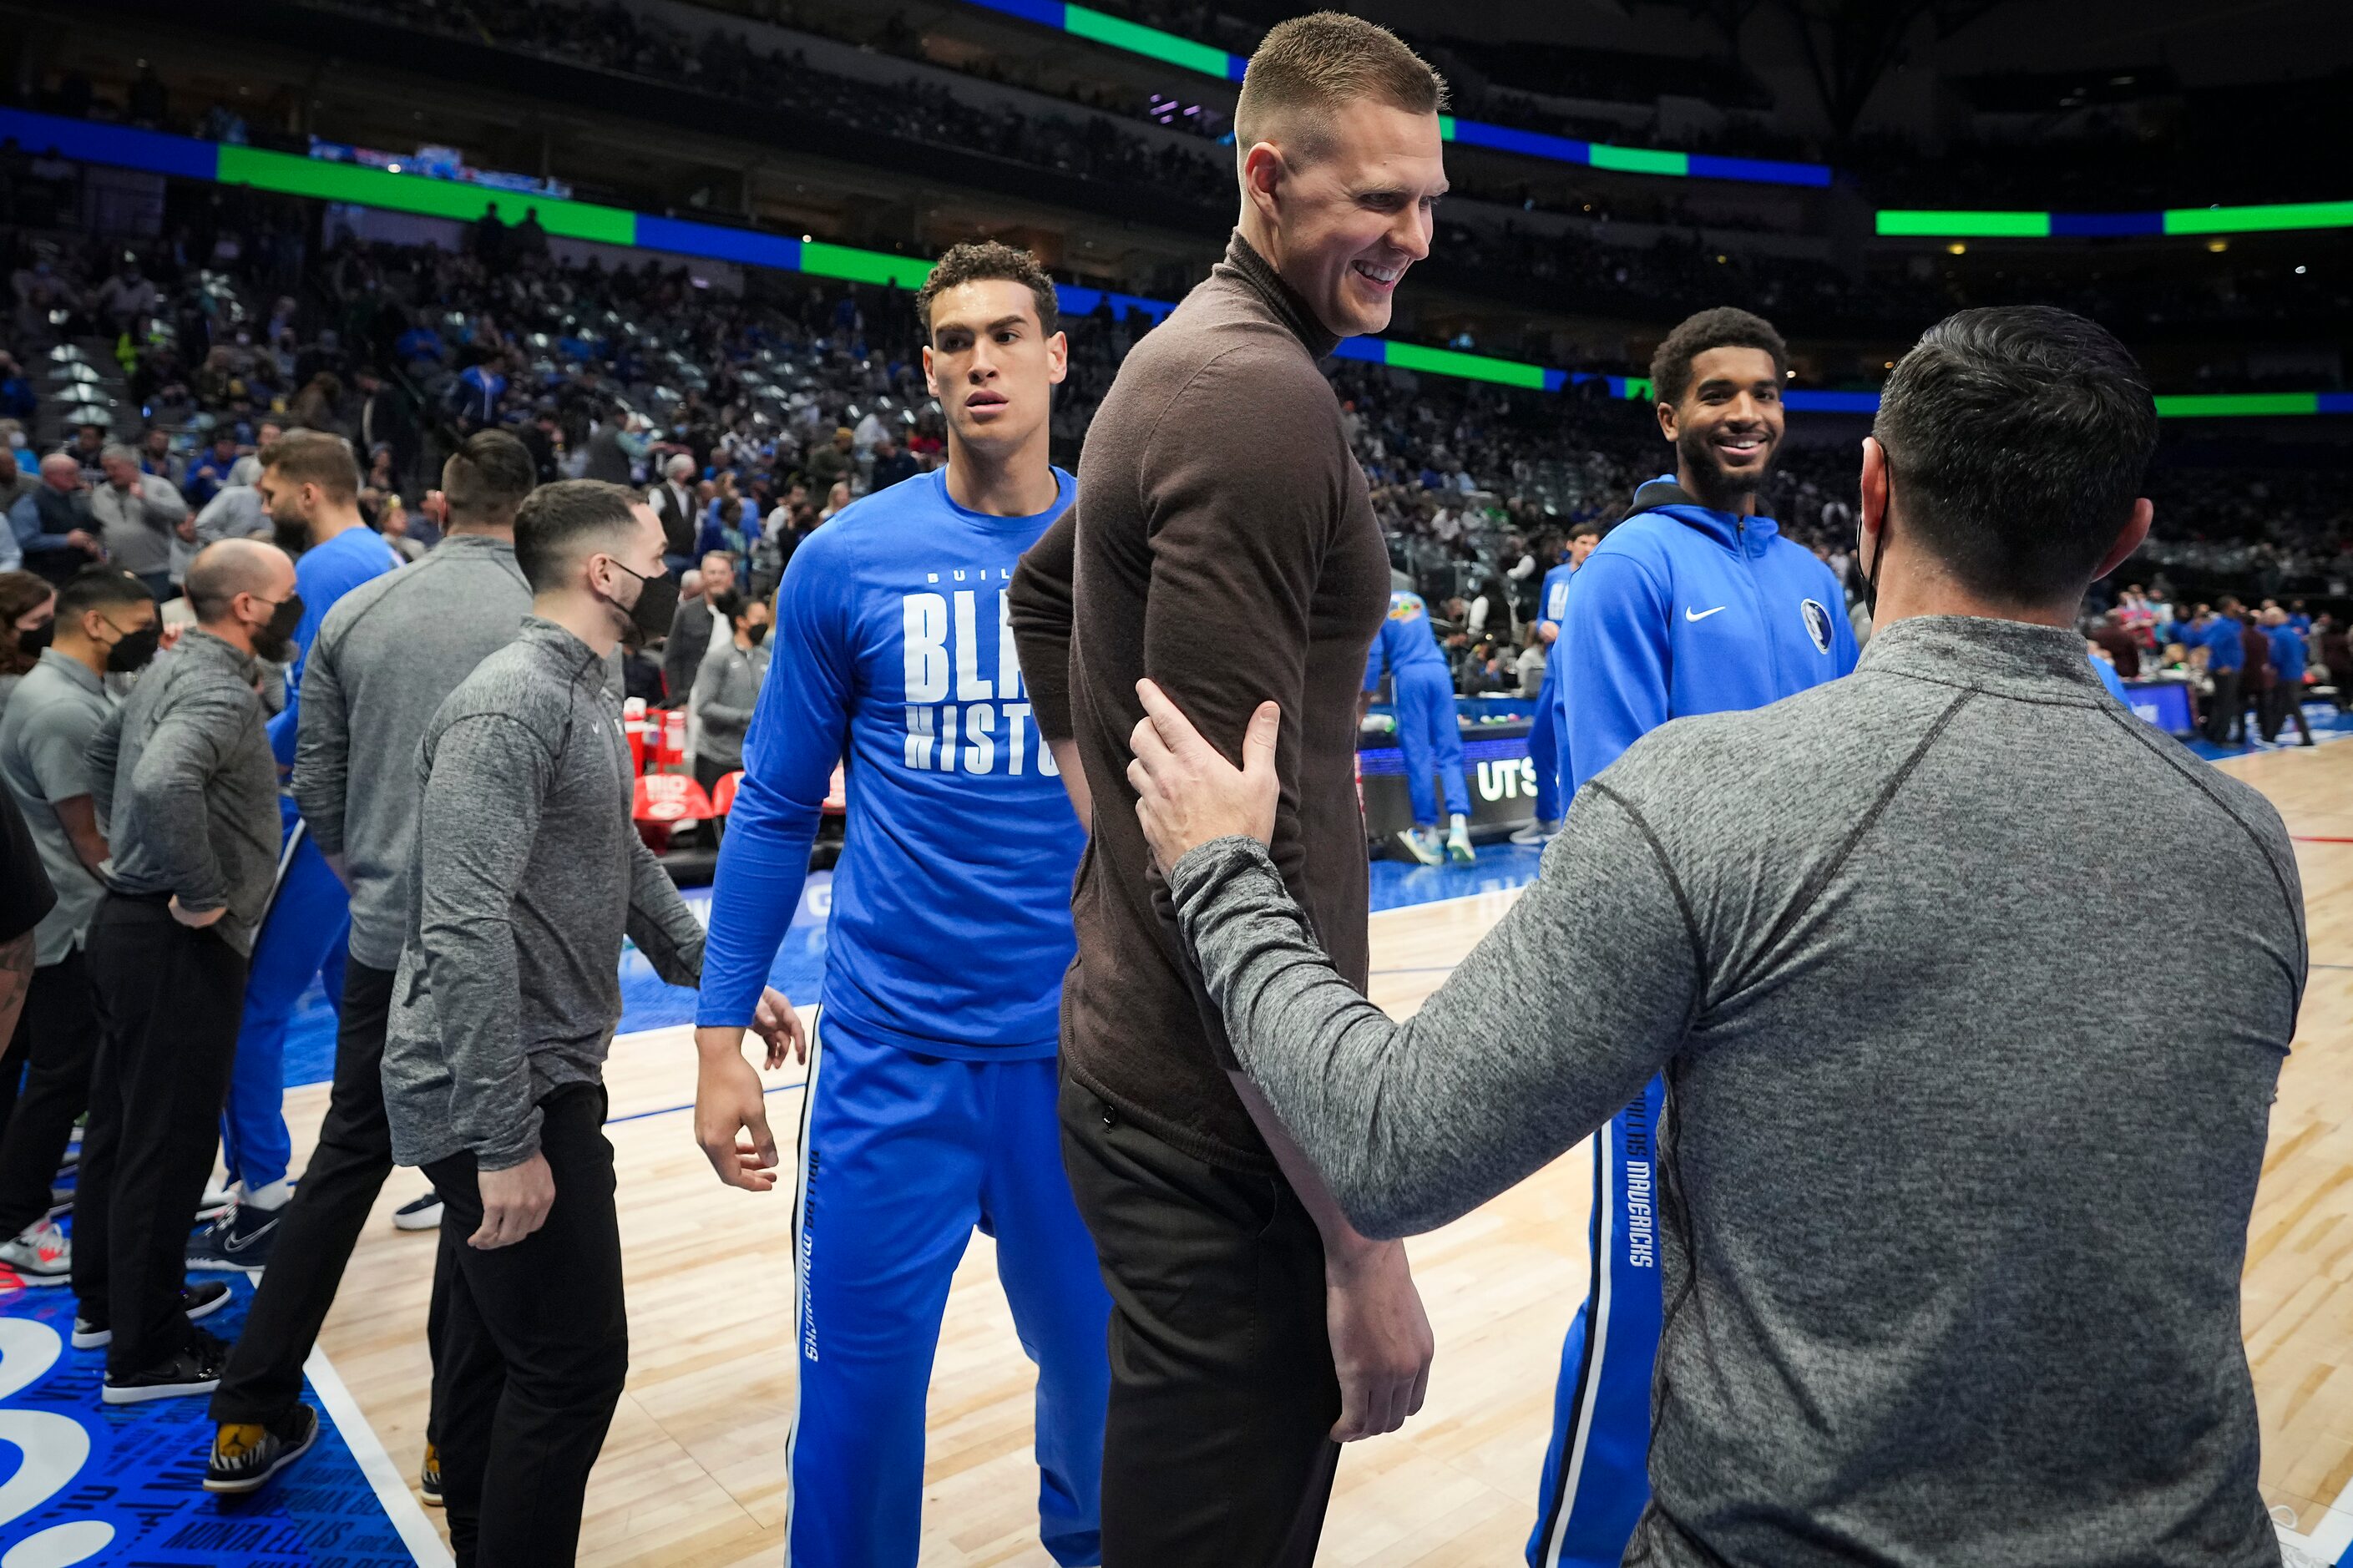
1531, 309, 1857, 1568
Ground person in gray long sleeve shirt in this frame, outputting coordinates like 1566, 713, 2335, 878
204, 430, 547, 1472
687, 589, 768, 787
380, 479, 701, 1565
75, 540, 301, 1399
1127, 308, 2302, 1567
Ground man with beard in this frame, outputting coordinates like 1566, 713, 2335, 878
1531, 306, 1855, 1568
188, 431, 397, 1272
75, 539, 296, 1401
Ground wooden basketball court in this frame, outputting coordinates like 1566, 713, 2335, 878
286, 739, 2353, 1566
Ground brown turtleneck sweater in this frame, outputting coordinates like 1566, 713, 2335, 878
1010, 231, 1390, 1171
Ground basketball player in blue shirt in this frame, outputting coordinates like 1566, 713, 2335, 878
1510, 518, 1603, 846
691, 243, 1109, 1568
1532, 308, 1855, 1568
1364, 588, 1474, 863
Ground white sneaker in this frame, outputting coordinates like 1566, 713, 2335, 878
1508, 818, 1559, 847
1446, 815, 1475, 863
0, 1219, 69, 1285
196, 1182, 237, 1223
392, 1191, 443, 1232
1394, 828, 1443, 867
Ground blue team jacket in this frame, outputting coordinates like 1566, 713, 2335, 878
2268, 625, 2307, 683
1559, 477, 1858, 792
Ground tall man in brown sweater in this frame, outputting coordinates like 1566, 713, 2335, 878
1008, 14, 1449, 1563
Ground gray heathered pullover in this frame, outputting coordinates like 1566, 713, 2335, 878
294, 533, 532, 970
1169, 615, 2301, 1568
88, 628, 279, 954
383, 616, 703, 1171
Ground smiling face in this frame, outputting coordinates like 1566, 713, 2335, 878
1242, 98, 1446, 340
1658, 345, 1785, 508
922, 277, 1067, 457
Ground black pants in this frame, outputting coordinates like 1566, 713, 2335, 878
1057, 1075, 1340, 1567
2205, 668, 2242, 742
424, 1084, 627, 1568
0, 949, 100, 1238
213, 959, 449, 1429
2261, 682, 2314, 745
73, 895, 245, 1372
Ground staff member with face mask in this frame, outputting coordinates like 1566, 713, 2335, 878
190, 432, 400, 1274
381, 480, 707, 1568
0, 568, 158, 1287
74, 539, 300, 1404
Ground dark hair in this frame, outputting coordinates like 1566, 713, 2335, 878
917, 241, 1059, 342
54, 564, 151, 623
443, 429, 537, 528
1649, 306, 1787, 410
514, 479, 642, 593
710, 589, 747, 626
1874, 306, 2157, 604
0, 569, 50, 675
1234, 12, 1449, 161
258, 427, 361, 504
1566, 518, 1606, 541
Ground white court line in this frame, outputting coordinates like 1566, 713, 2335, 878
2279, 1473, 2353, 1566
304, 1343, 454, 1568
1369, 880, 1538, 922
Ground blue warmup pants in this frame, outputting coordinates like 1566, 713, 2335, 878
1526, 671, 1562, 824
1394, 663, 1471, 828
221, 809, 350, 1194
1529, 1076, 1666, 1567
789, 1014, 1110, 1568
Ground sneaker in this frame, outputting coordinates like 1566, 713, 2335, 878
418, 1443, 443, 1507
1446, 814, 1476, 864
195, 1183, 236, 1224
188, 1202, 281, 1273
73, 1280, 233, 1349
205, 1404, 321, 1495
392, 1191, 443, 1232
0, 1220, 70, 1284
1508, 818, 1560, 847
1394, 827, 1443, 867
102, 1327, 232, 1405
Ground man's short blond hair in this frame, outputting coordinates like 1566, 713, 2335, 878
1233, 12, 1448, 164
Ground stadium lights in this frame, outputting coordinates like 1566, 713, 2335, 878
8, 105, 2345, 422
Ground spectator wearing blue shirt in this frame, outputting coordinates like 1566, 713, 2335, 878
2259, 606, 2315, 746
187, 432, 398, 1273
2199, 606, 2244, 744
185, 433, 242, 508
0, 353, 37, 423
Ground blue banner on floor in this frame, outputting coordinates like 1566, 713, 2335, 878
0, 1276, 427, 1566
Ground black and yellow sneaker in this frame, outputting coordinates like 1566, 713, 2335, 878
205, 1405, 321, 1494
418, 1443, 444, 1507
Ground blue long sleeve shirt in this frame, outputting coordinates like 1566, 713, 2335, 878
268, 525, 401, 770
696, 467, 1084, 1055
2267, 625, 2307, 683
1362, 589, 1452, 693
2202, 618, 2244, 673
1560, 477, 1857, 792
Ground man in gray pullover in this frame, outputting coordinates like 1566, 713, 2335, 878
77, 539, 297, 1403
206, 430, 539, 1496
382, 479, 705, 1567
1125, 306, 2302, 1567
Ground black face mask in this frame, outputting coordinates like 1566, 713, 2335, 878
251, 593, 305, 664
1858, 507, 1886, 617
609, 561, 680, 645
16, 620, 52, 657
745, 620, 769, 647
104, 621, 161, 673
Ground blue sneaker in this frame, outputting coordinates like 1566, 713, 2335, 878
187, 1203, 280, 1273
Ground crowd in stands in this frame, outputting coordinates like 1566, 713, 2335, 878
3, 202, 2347, 711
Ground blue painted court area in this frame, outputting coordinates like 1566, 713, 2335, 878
2181, 700, 2353, 762
0, 1275, 437, 1567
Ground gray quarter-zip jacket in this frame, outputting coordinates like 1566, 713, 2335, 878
1170, 615, 2300, 1568
88, 628, 280, 954
295, 533, 533, 970
383, 616, 703, 1171
691, 638, 769, 771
